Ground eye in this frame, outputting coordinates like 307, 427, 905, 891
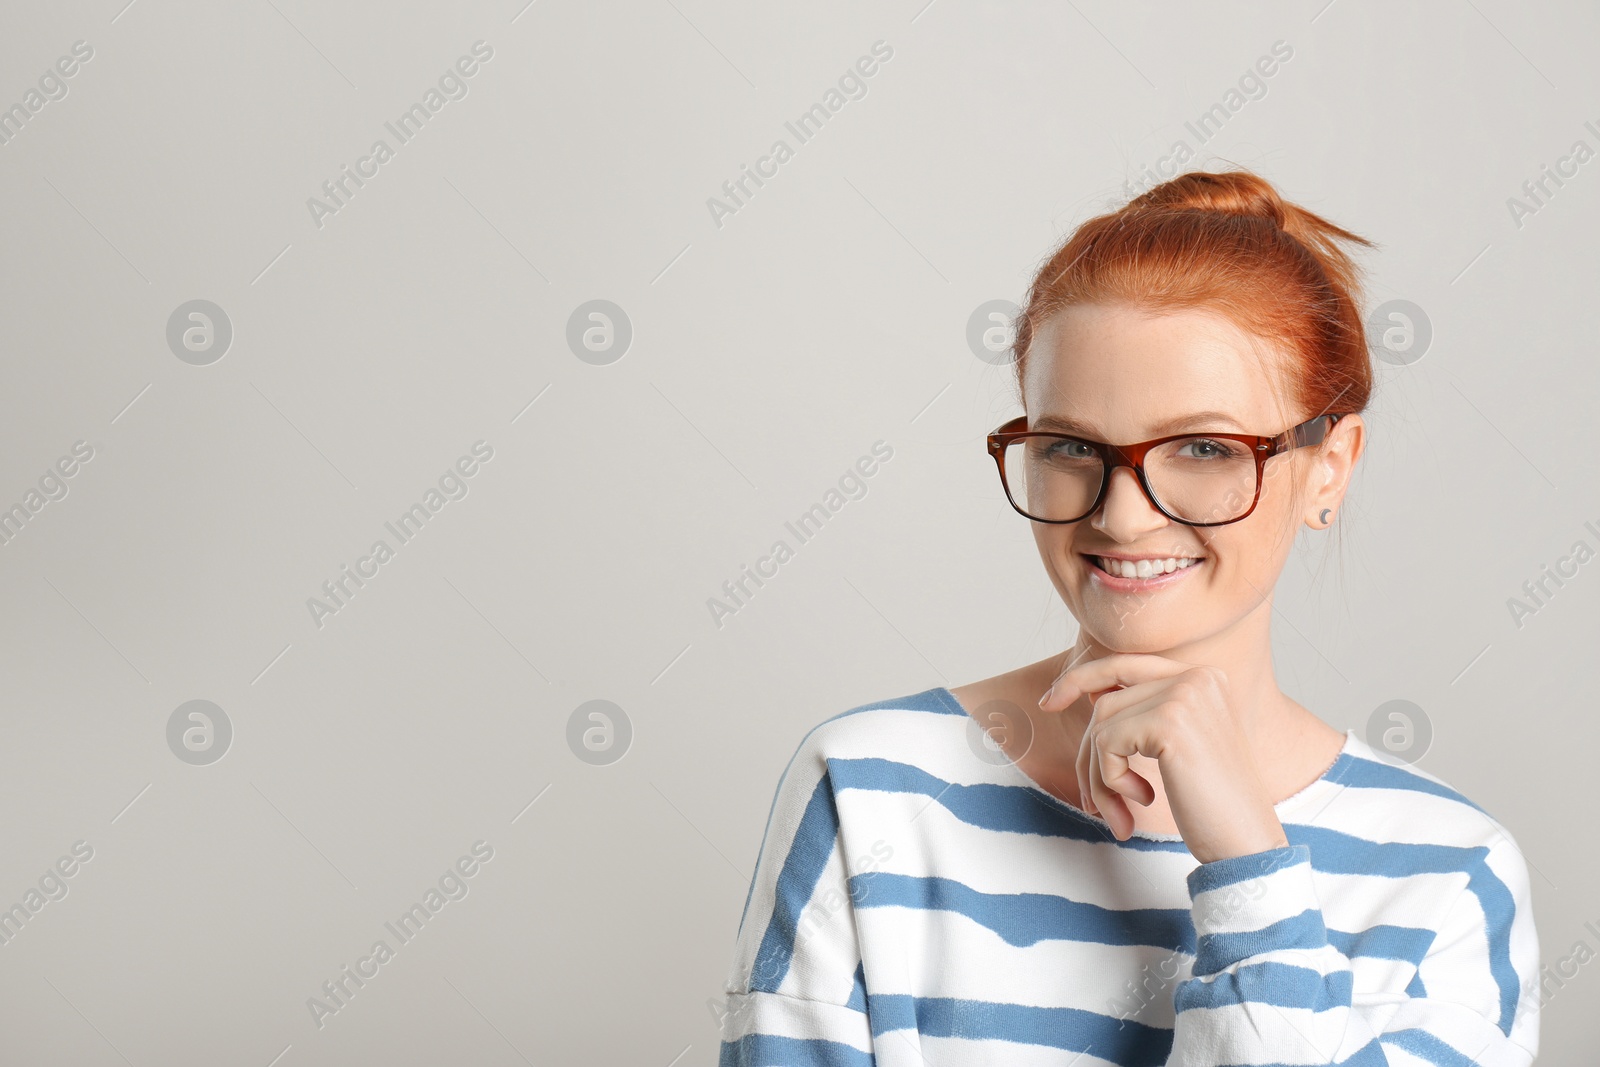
1044, 438, 1096, 459
1176, 437, 1242, 460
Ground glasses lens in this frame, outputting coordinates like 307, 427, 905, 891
1004, 437, 1101, 521
1146, 436, 1257, 523
1003, 435, 1258, 523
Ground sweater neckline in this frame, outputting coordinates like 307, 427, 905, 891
929, 685, 1355, 844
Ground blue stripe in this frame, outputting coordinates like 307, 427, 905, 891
722, 1009, 1486, 1067
1281, 823, 1446, 878
852, 871, 1452, 973
828, 756, 1190, 853
1195, 909, 1328, 976
1380, 1027, 1488, 1066
854, 687, 968, 719
1329, 922, 1438, 964
1323, 752, 1487, 815
866, 993, 1172, 1066
750, 774, 842, 991
1464, 852, 1521, 1035
1175, 959, 1353, 1012
846, 962, 867, 1013
1196, 1035, 1391, 1067
850, 870, 1194, 951
719, 1032, 875, 1067
733, 689, 956, 943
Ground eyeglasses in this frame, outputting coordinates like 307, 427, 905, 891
986, 412, 1346, 527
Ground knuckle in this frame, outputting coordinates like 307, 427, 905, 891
1154, 703, 1187, 737
1160, 705, 1198, 749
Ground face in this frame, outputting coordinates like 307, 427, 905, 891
1019, 302, 1363, 656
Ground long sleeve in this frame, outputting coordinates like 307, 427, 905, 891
718, 732, 876, 1067
1170, 837, 1540, 1066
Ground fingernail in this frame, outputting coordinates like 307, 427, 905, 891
1038, 686, 1054, 708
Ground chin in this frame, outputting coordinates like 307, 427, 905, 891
1082, 627, 1189, 656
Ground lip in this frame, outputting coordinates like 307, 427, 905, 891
1081, 553, 1206, 593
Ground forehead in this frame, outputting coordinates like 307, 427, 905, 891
1022, 303, 1289, 438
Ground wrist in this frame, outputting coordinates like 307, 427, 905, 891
1191, 823, 1289, 866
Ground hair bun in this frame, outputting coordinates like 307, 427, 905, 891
1012, 164, 1378, 434
1128, 170, 1287, 228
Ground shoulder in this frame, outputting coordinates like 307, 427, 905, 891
738, 686, 972, 903
1319, 732, 1529, 859
784, 685, 969, 771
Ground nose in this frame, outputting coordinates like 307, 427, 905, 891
1089, 465, 1169, 536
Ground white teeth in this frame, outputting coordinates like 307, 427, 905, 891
1095, 556, 1202, 579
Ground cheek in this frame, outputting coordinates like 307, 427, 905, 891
1032, 528, 1081, 585
1032, 528, 1063, 566
1205, 518, 1293, 589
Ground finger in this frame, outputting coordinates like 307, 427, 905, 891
1097, 695, 1161, 809
1075, 725, 1098, 817
1084, 710, 1162, 841
1100, 744, 1155, 808
1071, 682, 1140, 729
1041, 652, 1150, 711
1089, 684, 1127, 720
1086, 728, 1133, 836
1076, 686, 1133, 817
1040, 653, 1187, 711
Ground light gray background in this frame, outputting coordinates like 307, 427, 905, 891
0, 0, 1595, 1063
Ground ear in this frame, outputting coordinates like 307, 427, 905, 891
1306, 414, 1365, 526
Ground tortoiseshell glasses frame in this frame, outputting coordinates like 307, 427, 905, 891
985, 412, 1347, 527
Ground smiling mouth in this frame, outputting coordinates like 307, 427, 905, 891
1083, 554, 1205, 580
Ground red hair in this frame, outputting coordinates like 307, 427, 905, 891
1013, 167, 1377, 424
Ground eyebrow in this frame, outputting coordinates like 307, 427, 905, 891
1031, 411, 1248, 437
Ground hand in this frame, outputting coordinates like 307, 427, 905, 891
1038, 653, 1290, 864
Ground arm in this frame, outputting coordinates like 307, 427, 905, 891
718, 743, 876, 1066
1169, 837, 1540, 1066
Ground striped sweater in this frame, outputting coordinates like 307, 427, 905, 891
718, 686, 1541, 1066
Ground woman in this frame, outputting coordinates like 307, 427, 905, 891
717, 169, 1540, 1066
